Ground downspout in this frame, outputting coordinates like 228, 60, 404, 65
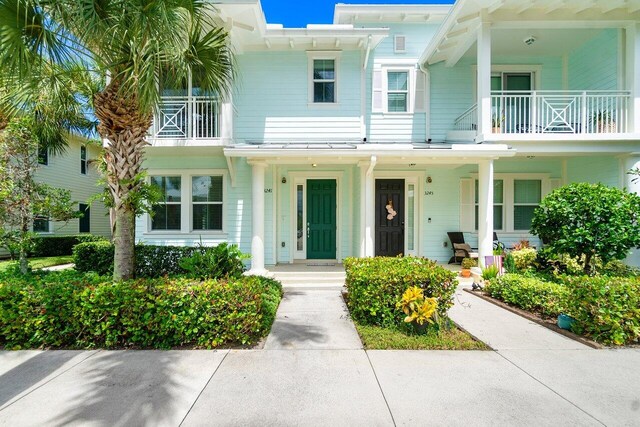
419, 62, 431, 141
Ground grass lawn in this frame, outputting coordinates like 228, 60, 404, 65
354, 322, 488, 350
0, 256, 74, 272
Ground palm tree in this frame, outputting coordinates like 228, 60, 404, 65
0, 0, 234, 280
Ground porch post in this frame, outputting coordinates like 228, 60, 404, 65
477, 18, 492, 138
248, 160, 268, 275
626, 23, 640, 133
625, 156, 640, 267
478, 159, 494, 267
358, 161, 367, 257
358, 156, 377, 257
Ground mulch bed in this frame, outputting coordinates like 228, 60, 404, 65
464, 288, 603, 349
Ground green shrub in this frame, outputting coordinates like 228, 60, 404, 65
344, 257, 457, 328
73, 242, 246, 279
30, 235, 107, 257
562, 275, 640, 346
485, 274, 568, 318
481, 265, 499, 280
510, 248, 537, 271
179, 243, 248, 280
0, 271, 282, 349
503, 253, 517, 274
73, 241, 115, 276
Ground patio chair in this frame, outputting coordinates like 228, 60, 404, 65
447, 232, 478, 264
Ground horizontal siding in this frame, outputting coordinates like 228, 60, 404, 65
569, 29, 619, 90
234, 51, 362, 142
566, 156, 621, 188
369, 113, 426, 142
366, 23, 441, 59
34, 138, 111, 238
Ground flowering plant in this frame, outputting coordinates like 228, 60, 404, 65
396, 286, 439, 326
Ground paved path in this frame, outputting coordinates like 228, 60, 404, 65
1, 268, 639, 425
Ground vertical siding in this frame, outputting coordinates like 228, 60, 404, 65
35, 137, 111, 238
568, 29, 619, 90
233, 51, 362, 142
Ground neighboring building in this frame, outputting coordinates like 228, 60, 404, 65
137, 0, 640, 273
33, 135, 111, 239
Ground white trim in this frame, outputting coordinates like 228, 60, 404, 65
372, 170, 425, 257
307, 51, 341, 106
288, 171, 344, 262
472, 64, 543, 101
381, 66, 414, 114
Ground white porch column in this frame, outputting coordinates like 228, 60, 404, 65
477, 18, 492, 137
358, 156, 377, 257
625, 156, 640, 267
248, 160, 268, 275
478, 159, 494, 267
626, 23, 640, 133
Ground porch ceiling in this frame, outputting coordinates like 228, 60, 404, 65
421, 0, 640, 67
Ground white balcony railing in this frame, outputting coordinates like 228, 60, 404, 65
152, 96, 220, 139
490, 90, 631, 135
454, 104, 477, 131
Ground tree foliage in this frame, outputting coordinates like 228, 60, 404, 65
531, 183, 640, 273
0, 118, 79, 274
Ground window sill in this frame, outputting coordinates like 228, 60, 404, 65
308, 102, 340, 109
143, 231, 228, 237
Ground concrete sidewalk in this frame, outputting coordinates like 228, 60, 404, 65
1, 348, 639, 426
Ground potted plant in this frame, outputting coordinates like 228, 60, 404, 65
591, 110, 616, 133
461, 257, 477, 278
492, 115, 504, 134
396, 286, 439, 335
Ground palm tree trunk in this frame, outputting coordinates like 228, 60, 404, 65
94, 81, 152, 281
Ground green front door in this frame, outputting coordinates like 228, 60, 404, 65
307, 179, 337, 259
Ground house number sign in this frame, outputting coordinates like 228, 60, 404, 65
424, 191, 434, 196
264, 189, 273, 193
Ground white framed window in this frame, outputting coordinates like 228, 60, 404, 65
191, 175, 223, 231
513, 179, 542, 231
387, 71, 409, 112
372, 65, 425, 114
308, 52, 340, 105
150, 176, 182, 231
462, 174, 556, 234
80, 146, 88, 175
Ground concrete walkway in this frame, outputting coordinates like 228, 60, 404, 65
1, 267, 639, 425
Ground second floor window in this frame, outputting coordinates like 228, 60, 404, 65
387, 71, 409, 112
151, 176, 182, 231
37, 146, 48, 165
80, 146, 87, 175
312, 59, 336, 103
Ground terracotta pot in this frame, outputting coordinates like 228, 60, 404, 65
461, 269, 471, 278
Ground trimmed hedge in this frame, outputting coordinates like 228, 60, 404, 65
484, 274, 567, 318
30, 235, 107, 257
344, 257, 457, 328
0, 270, 282, 349
73, 242, 246, 278
563, 276, 640, 346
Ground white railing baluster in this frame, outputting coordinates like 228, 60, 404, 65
153, 96, 221, 139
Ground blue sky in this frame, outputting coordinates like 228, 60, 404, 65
261, 0, 455, 27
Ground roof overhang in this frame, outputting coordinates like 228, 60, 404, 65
420, 0, 640, 67
334, 4, 451, 25
224, 143, 516, 164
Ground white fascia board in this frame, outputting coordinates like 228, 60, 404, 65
265, 27, 389, 39
419, 0, 470, 67
224, 144, 515, 160
334, 4, 452, 24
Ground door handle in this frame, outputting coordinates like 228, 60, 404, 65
307, 222, 310, 238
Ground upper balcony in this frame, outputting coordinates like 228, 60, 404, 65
150, 96, 221, 146
454, 89, 632, 140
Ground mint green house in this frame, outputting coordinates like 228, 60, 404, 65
136, 0, 640, 274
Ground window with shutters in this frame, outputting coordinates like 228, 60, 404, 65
372, 67, 425, 114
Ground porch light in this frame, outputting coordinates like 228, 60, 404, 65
312, 163, 318, 168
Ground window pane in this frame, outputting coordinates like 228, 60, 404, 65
192, 176, 222, 202
514, 206, 537, 231
387, 93, 407, 112
152, 204, 181, 230
313, 59, 335, 80
297, 185, 303, 251
314, 82, 335, 103
79, 203, 90, 233
33, 217, 49, 233
193, 204, 223, 230
37, 146, 48, 165
387, 72, 408, 90
152, 176, 181, 202
514, 180, 541, 203
494, 205, 503, 230
494, 180, 504, 203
